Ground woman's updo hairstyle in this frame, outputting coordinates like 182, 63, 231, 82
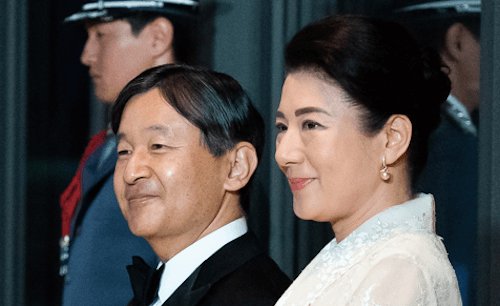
285, 15, 451, 186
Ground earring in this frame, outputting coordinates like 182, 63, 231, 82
380, 156, 391, 181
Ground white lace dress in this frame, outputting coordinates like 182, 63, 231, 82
275, 194, 462, 306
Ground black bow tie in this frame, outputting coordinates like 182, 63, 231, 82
127, 256, 165, 306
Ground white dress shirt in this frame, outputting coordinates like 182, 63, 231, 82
151, 217, 248, 306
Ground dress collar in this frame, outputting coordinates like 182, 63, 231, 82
336, 193, 435, 247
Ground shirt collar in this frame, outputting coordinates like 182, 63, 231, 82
445, 94, 477, 136
153, 217, 248, 304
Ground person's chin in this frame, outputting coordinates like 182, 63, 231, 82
94, 88, 116, 104
293, 200, 315, 221
125, 206, 158, 237
127, 217, 156, 238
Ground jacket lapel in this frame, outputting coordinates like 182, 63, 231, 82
162, 268, 209, 306
163, 232, 264, 306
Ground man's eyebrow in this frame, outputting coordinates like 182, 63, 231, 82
115, 132, 125, 142
146, 124, 173, 135
115, 124, 173, 142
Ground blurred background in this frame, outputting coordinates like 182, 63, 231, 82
1, 0, 499, 305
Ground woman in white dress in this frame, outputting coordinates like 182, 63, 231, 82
274, 15, 461, 305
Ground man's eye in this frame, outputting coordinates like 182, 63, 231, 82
117, 149, 130, 156
151, 144, 166, 150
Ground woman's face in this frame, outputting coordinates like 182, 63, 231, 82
275, 71, 384, 224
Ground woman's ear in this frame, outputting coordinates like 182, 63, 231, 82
383, 114, 412, 165
224, 142, 258, 192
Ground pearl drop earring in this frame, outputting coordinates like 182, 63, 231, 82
380, 156, 391, 181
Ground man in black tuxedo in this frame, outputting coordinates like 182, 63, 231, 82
111, 64, 291, 306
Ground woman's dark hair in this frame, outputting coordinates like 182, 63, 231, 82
285, 15, 451, 186
111, 64, 264, 210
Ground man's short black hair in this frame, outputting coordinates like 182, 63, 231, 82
122, 12, 197, 64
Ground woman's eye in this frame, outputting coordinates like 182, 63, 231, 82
303, 120, 322, 130
275, 122, 288, 133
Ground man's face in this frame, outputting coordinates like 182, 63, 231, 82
81, 20, 156, 104
460, 26, 481, 111
114, 88, 231, 247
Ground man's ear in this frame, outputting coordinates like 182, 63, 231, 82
382, 114, 412, 165
441, 22, 468, 63
224, 142, 258, 192
146, 17, 174, 58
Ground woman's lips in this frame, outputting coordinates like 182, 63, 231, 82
288, 178, 313, 191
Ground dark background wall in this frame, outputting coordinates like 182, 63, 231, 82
25, 2, 90, 305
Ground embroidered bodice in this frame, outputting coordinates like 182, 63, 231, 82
275, 194, 462, 306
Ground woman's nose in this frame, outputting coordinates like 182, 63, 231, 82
275, 129, 304, 168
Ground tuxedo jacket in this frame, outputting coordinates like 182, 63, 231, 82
63, 136, 157, 306
131, 232, 291, 306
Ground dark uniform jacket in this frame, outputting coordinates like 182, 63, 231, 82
63, 135, 157, 306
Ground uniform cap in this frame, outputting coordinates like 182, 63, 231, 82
395, 0, 480, 14
65, 0, 199, 23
